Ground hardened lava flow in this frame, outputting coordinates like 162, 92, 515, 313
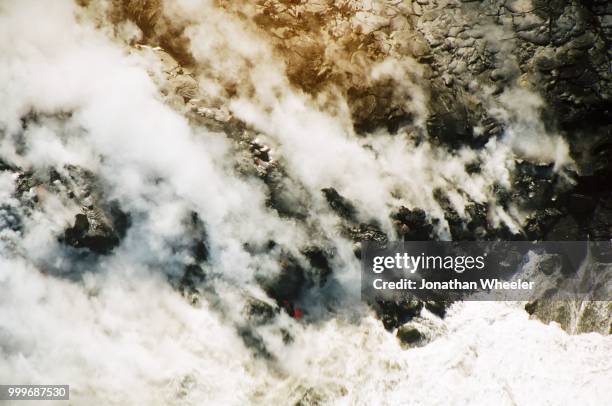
0, 1, 610, 404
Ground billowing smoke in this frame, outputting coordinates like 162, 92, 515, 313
0, 1, 609, 404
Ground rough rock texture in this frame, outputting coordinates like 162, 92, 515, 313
111, 0, 610, 147
59, 169, 130, 254
11, 162, 130, 256
105, 0, 611, 335
526, 300, 612, 334
397, 323, 424, 346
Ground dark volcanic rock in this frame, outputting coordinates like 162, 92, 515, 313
396, 325, 424, 346
180, 264, 206, 293
19, 0, 611, 339
349, 223, 388, 244
237, 326, 273, 359
391, 206, 433, 241
63, 211, 120, 254
258, 253, 307, 303
376, 299, 424, 331
433, 190, 495, 240
186, 211, 209, 262
61, 203, 128, 255
322, 187, 357, 220
524, 208, 565, 239
511, 162, 559, 210
347, 223, 388, 259
424, 300, 449, 318
567, 193, 597, 218
588, 198, 612, 240
20, 165, 131, 255
525, 299, 612, 335
302, 246, 334, 287
244, 297, 278, 326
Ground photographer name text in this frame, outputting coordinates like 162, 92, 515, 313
372, 278, 534, 291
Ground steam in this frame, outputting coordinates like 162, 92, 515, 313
0, 1, 606, 405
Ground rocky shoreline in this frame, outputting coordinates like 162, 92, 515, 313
1, 0, 610, 355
